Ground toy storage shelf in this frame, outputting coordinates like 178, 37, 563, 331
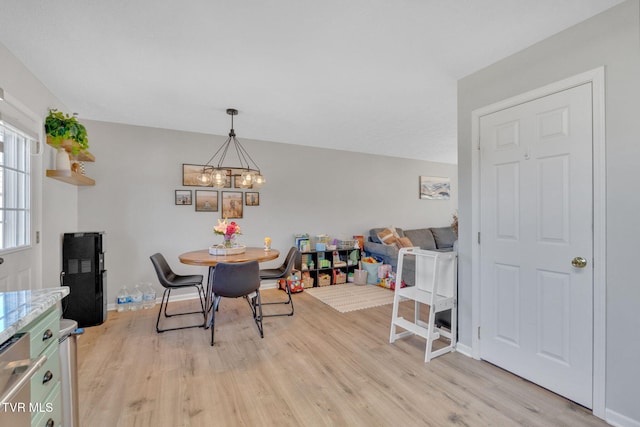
299, 248, 361, 287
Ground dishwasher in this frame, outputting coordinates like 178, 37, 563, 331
0, 333, 47, 426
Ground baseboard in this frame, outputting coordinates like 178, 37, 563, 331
455, 342, 475, 359
261, 280, 278, 289
606, 409, 640, 427
107, 280, 280, 311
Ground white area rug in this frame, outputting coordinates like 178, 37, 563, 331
305, 284, 394, 313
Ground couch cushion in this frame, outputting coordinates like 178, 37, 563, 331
404, 229, 436, 250
369, 227, 404, 243
396, 236, 414, 248
377, 228, 397, 246
430, 226, 457, 249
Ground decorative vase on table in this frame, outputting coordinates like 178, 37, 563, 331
210, 218, 245, 255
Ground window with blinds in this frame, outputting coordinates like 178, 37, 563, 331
0, 121, 31, 251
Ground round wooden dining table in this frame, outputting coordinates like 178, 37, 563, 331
179, 247, 279, 268
179, 247, 280, 327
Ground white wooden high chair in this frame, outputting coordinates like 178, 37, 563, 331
389, 247, 457, 362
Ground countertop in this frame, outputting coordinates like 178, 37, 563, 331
0, 287, 69, 344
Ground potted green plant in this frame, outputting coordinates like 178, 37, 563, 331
44, 108, 89, 156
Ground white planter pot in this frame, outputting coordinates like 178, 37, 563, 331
56, 148, 71, 171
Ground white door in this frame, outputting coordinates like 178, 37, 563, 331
0, 112, 41, 292
479, 83, 593, 407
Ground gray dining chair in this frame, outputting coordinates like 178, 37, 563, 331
259, 247, 300, 317
150, 253, 205, 333
208, 260, 263, 346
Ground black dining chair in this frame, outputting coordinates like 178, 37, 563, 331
208, 260, 263, 346
259, 247, 300, 317
150, 253, 206, 333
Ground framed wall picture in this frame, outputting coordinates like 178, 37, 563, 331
245, 192, 260, 206
175, 190, 192, 205
195, 190, 218, 212
221, 191, 243, 218
182, 164, 209, 187
419, 176, 451, 200
233, 175, 252, 189
223, 170, 232, 188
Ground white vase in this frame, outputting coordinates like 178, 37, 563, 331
56, 148, 71, 171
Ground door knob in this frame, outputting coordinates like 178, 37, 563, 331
571, 257, 587, 268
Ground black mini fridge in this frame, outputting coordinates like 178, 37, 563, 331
62, 232, 107, 327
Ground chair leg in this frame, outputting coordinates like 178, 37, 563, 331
254, 290, 264, 338
244, 291, 264, 339
156, 288, 170, 333
261, 281, 294, 317
205, 293, 220, 329
156, 285, 206, 333
196, 284, 206, 321
164, 286, 206, 318
210, 295, 220, 346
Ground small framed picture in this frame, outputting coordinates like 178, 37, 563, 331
419, 176, 451, 200
245, 192, 260, 206
195, 190, 218, 212
223, 170, 232, 188
222, 191, 243, 218
183, 164, 209, 187
233, 176, 252, 189
175, 190, 192, 205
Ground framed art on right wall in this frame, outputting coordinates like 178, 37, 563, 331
419, 176, 450, 200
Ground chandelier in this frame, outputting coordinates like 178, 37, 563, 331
197, 108, 265, 189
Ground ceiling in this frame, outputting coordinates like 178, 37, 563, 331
0, 0, 624, 164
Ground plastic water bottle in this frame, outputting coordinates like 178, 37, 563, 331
117, 286, 130, 312
142, 283, 156, 309
131, 285, 143, 311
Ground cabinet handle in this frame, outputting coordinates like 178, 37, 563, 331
42, 329, 53, 341
42, 370, 53, 384
46, 418, 55, 427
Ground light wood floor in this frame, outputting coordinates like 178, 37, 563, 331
77, 289, 607, 427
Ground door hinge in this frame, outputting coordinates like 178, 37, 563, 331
477, 232, 481, 244
36, 231, 40, 244
477, 326, 481, 340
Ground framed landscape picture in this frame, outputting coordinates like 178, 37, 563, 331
175, 190, 192, 205
419, 176, 450, 200
221, 191, 243, 218
183, 164, 209, 187
195, 190, 218, 212
223, 170, 232, 188
245, 192, 259, 206
233, 176, 252, 189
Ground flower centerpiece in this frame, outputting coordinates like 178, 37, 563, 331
214, 218, 242, 248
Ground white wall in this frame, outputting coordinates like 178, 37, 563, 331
0, 42, 79, 290
457, 1, 640, 424
1, 39, 457, 300
77, 120, 457, 306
